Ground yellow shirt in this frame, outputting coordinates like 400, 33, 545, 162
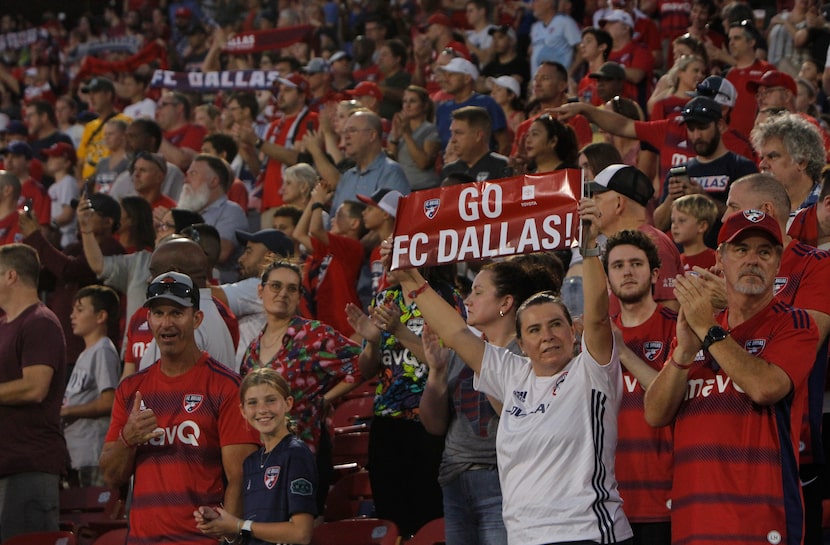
76, 112, 132, 180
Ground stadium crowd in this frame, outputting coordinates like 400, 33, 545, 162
2, 0, 830, 543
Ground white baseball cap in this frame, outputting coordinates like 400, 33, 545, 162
487, 75, 521, 97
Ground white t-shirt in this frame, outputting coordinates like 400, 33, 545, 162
138, 288, 237, 372
48, 174, 80, 249
475, 338, 632, 545
124, 98, 157, 120
221, 277, 266, 366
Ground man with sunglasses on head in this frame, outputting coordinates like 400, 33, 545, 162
100, 270, 258, 545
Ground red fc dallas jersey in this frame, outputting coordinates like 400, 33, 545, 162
787, 204, 819, 247
105, 354, 259, 544
774, 240, 830, 466
613, 304, 676, 523
671, 301, 816, 545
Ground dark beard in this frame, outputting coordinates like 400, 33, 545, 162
693, 129, 720, 157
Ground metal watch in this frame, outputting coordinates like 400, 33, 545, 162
702, 325, 729, 351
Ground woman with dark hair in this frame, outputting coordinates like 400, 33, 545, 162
524, 114, 579, 173
419, 258, 561, 545
578, 142, 624, 179
389, 200, 633, 545
241, 260, 361, 513
117, 196, 155, 253
601, 97, 656, 181
388, 85, 441, 190
153, 207, 204, 247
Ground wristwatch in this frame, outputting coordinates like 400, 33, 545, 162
702, 325, 729, 351
580, 245, 602, 258
240, 519, 253, 539
254, 137, 264, 149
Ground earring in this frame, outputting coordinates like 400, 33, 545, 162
499, 309, 505, 317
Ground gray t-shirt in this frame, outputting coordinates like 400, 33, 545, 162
63, 337, 120, 469
395, 121, 440, 191
437, 338, 520, 485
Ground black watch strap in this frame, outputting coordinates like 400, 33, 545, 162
702, 326, 729, 351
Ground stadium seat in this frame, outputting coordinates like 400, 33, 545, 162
406, 518, 445, 545
331, 430, 370, 470
332, 396, 374, 434
91, 528, 127, 545
324, 470, 374, 521
311, 518, 399, 545
1, 531, 76, 545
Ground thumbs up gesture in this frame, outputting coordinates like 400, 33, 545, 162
121, 391, 162, 447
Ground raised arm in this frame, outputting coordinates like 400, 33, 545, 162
392, 267, 486, 374
578, 197, 613, 364
78, 200, 105, 275
553, 102, 637, 139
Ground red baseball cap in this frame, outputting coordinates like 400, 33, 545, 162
43, 142, 77, 166
746, 70, 797, 95
347, 81, 383, 101
426, 12, 452, 27
718, 209, 783, 246
174, 7, 192, 18
277, 73, 309, 94
443, 40, 472, 61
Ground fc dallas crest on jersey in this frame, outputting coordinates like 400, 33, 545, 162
264, 466, 281, 489
183, 394, 203, 413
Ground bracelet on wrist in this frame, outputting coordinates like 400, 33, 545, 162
669, 356, 693, 370
310, 202, 326, 212
119, 428, 135, 448
407, 281, 430, 300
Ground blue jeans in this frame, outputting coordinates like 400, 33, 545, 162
442, 467, 507, 545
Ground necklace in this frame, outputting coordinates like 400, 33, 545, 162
260, 446, 274, 468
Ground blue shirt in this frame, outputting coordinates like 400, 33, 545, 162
242, 435, 318, 545
529, 14, 582, 76
200, 195, 249, 283
331, 152, 410, 214
436, 94, 508, 150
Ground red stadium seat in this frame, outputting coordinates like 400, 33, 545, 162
91, 528, 127, 545
332, 396, 374, 434
2, 531, 76, 545
311, 518, 399, 545
324, 470, 374, 521
406, 518, 445, 545
331, 431, 370, 470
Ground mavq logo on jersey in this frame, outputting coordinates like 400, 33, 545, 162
183, 394, 203, 413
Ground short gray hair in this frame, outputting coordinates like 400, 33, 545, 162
284, 163, 319, 195
751, 113, 825, 182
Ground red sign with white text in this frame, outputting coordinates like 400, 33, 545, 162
390, 170, 582, 270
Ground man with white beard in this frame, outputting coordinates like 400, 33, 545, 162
179, 154, 248, 282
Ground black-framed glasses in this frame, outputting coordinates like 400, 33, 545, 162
146, 281, 197, 304
442, 47, 461, 58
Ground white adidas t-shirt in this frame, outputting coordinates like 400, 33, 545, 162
475, 338, 632, 545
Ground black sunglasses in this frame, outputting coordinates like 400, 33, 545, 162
146, 281, 197, 305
